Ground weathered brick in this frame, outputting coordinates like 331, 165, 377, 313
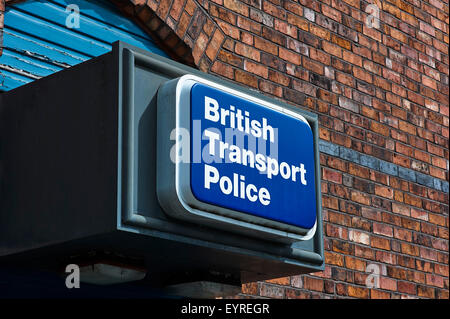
244, 60, 268, 78
418, 285, 435, 298
218, 49, 243, 67
349, 230, 370, 245
279, 47, 301, 64
303, 57, 324, 75
205, 29, 225, 60
235, 42, 260, 61
323, 168, 343, 184
260, 283, 285, 298
241, 282, 258, 295
310, 24, 331, 40
303, 276, 324, 292
262, 0, 286, 19
380, 277, 397, 291
371, 236, 391, 250
211, 60, 234, 79
345, 256, 366, 271
224, 0, 248, 16
259, 79, 282, 97
274, 19, 297, 37
266, 276, 290, 286
339, 96, 359, 113
234, 69, 258, 87
348, 285, 369, 298
325, 251, 345, 267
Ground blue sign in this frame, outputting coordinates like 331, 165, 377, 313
189, 83, 317, 230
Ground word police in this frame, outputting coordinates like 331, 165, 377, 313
180, 303, 270, 316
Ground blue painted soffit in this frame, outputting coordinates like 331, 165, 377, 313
0, 0, 169, 91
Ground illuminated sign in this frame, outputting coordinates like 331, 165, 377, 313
157, 75, 319, 242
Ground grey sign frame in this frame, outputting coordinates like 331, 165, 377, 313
156, 75, 318, 242
117, 41, 324, 273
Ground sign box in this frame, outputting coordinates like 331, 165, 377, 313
0, 42, 324, 286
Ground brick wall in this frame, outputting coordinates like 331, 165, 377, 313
203, 0, 449, 299
1, 0, 448, 299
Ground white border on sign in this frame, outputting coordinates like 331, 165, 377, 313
168, 75, 318, 241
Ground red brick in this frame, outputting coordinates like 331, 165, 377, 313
376, 251, 397, 265
401, 243, 419, 256
235, 42, 260, 61
217, 20, 240, 38
323, 195, 339, 210
268, 69, 290, 86
325, 251, 345, 266
303, 57, 324, 75
343, 50, 362, 67
205, 29, 225, 60
323, 168, 343, 184
371, 236, 391, 250
224, 0, 248, 16
322, 41, 342, 58
218, 49, 243, 67
303, 276, 324, 292
237, 16, 261, 34
287, 13, 309, 31
282, 0, 303, 15
363, 25, 382, 42
260, 283, 284, 298
394, 228, 412, 242
336, 283, 348, 296
262, 0, 286, 20
373, 223, 394, 237
322, 4, 341, 22
348, 285, 369, 298
418, 285, 435, 298
259, 80, 282, 97
156, 0, 172, 18
184, 0, 196, 15
278, 47, 301, 64
309, 25, 330, 41
310, 48, 331, 65
426, 274, 444, 288
244, 60, 268, 78
240, 31, 253, 45
274, 19, 297, 37
380, 277, 397, 291
169, 0, 185, 20
353, 66, 373, 83
235, 69, 258, 88
254, 36, 278, 55
266, 276, 290, 286
371, 289, 391, 299
345, 256, 366, 271
241, 282, 258, 295
398, 281, 417, 295
419, 247, 438, 262
211, 61, 234, 79
349, 230, 370, 245
429, 166, 446, 179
